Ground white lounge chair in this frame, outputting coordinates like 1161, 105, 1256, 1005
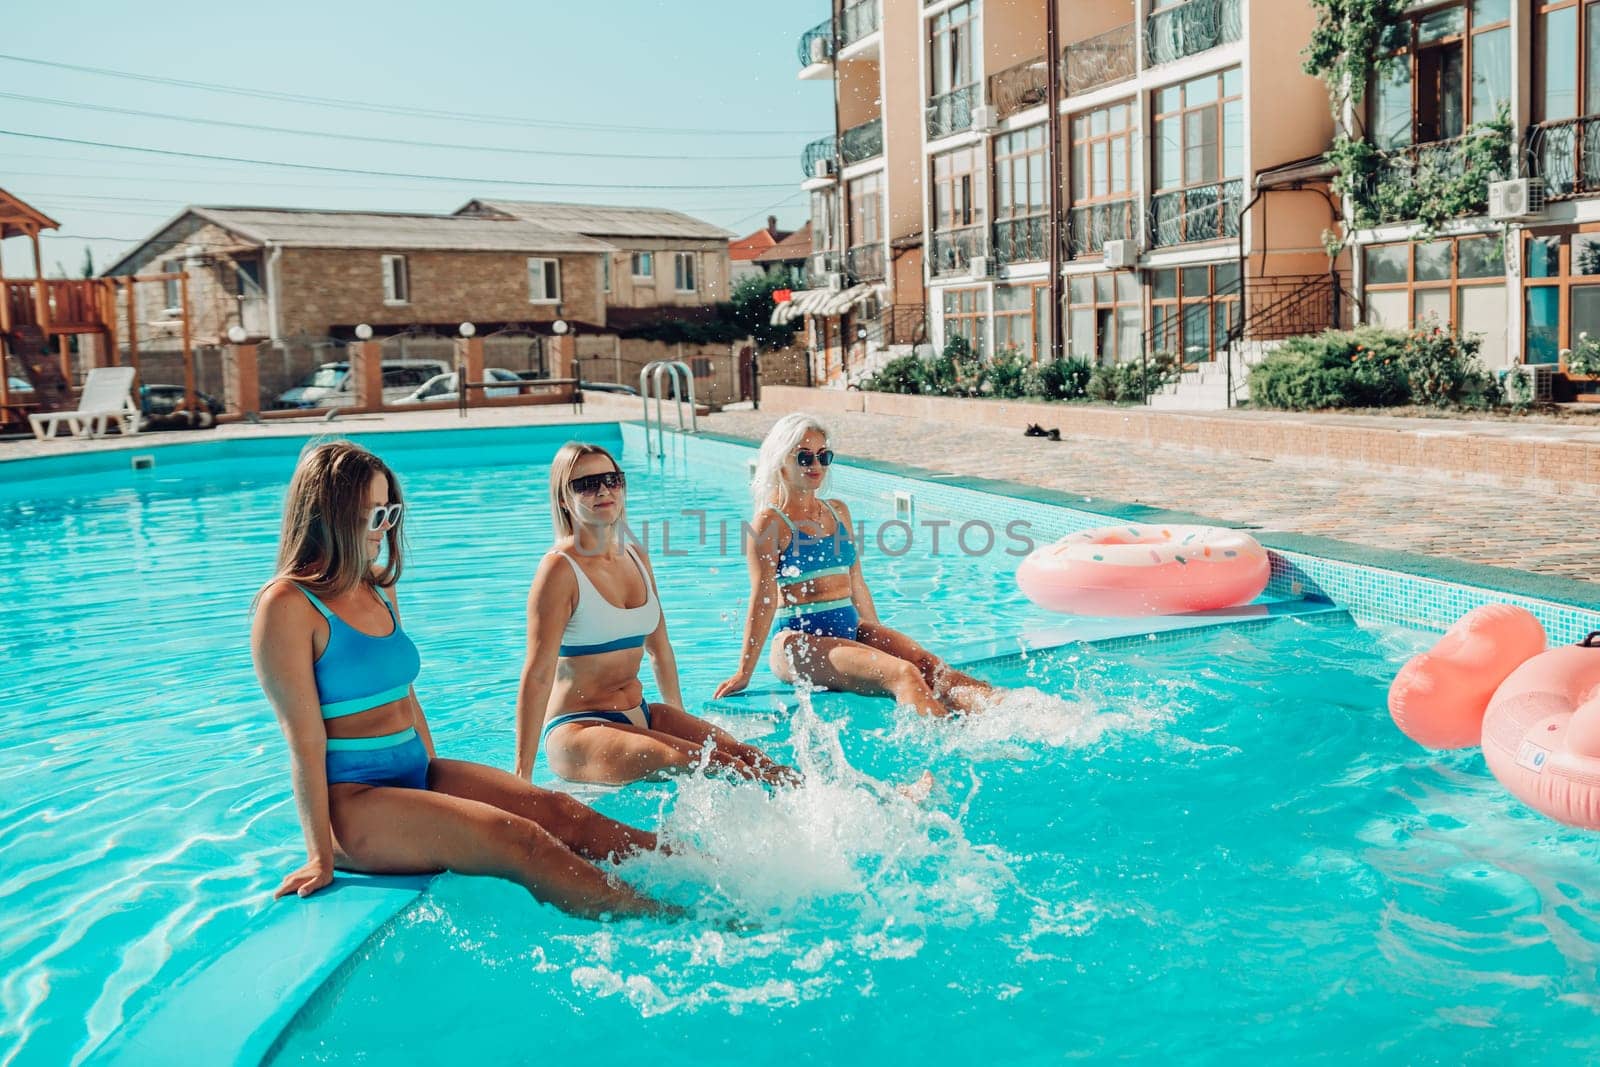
28, 366, 143, 440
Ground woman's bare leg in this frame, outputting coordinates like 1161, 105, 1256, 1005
328, 782, 662, 920
648, 703, 797, 784
855, 621, 997, 713
771, 631, 949, 718
425, 758, 655, 861
543, 722, 756, 786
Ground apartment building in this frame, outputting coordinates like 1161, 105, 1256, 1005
793, 0, 1339, 382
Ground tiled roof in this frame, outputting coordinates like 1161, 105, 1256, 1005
459, 199, 732, 240
186, 207, 614, 253
729, 226, 791, 261
752, 222, 813, 264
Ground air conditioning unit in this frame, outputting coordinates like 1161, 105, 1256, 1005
812, 157, 837, 181
826, 272, 846, 292
1505, 362, 1555, 402
971, 105, 997, 133
1489, 178, 1547, 221
809, 35, 831, 65
967, 255, 990, 279
1102, 238, 1138, 269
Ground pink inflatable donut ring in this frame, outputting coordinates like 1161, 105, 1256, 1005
1015, 524, 1270, 617
1481, 632, 1600, 830
1388, 603, 1547, 750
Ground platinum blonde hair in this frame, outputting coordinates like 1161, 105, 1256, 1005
549, 441, 626, 540
751, 413, 829, 518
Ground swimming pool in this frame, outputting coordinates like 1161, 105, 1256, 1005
2, 423, 1598, 1064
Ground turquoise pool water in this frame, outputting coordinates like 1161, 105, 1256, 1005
2, 426, 1598, 1064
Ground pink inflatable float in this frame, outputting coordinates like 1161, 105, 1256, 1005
1015, 524, 1270, 617
1389, 603, 1600, 830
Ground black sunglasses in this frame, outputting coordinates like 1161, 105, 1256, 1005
570, 470, 626, 496
796, 448, 834, 468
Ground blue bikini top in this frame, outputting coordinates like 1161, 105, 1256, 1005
295, 584, 422, 719
770, 500, 856, 586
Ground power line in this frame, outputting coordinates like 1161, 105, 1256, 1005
0, 53, 827, 138
0, 90, 797, 163
0, 129, 795, 191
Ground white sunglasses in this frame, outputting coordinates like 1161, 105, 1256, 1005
366, 503, 403, 532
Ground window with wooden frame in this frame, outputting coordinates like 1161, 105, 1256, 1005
1362, 236, 1507, 363
1522, 226, 1600, 366
631, 251, 654, 279
1148, 262, 1241, 364
1536, 0, 1600, 121
1066, 271, 1141, 365
932, 146, 985, 233
994, 125, 1047, 263
942, 286, 988, 355
602, 254, 612, 293
929, 1, 978, 98
1070, 100, 1139, 205
527, 257, 561, 303
994, 283, 1049, 360
161, 258, 181, 311
381, 254, 409, 304
848, 171, 885, 247
1150, 69, 1244, 245
1369, 1, 1511, 150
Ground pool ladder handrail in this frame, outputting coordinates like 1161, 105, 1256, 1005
639, 360, 698, 456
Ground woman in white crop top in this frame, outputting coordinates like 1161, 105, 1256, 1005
514, 443, 793, 786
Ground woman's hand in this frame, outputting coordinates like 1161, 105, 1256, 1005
713, 671, 752, 699
274, 856, 334, 899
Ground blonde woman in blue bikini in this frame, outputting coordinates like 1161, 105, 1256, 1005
715, 414, 997, 716
515, 443, 792, 786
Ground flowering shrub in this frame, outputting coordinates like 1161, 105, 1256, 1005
1564, 332, 1600, 376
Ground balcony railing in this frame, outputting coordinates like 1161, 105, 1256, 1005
1353, 135, 1505, 223
987, 56, 1048, 121
1146, 0, 1242, 67
839, 0, 880, 48
840, 118, 884, 165
801, 135, 839, 179
929, 223, 989, 275
1066, 198, 1137, 258
1525, 117, 1600, 199
1148, 179, 1242, 246
1061, 23, 1136, 96
806, 249, 843, 288
926, 84, 977, 140
846, 243, 886, 283
993, 215, 1049, 266
798, 19, 835, 69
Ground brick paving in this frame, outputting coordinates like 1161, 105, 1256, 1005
703, 408, 1600, 586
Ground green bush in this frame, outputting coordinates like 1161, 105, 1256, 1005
985, 346, 1030, 399
1022, 356, 1093, 401
1249, 326, 1411, 410
1401, 325, 1483, 407
862, 354, 923, 394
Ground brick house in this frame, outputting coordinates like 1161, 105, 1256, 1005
454, 200, 733, 310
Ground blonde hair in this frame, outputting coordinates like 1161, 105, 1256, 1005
751, 412, 829, 519
270, 439, 404, 598
549, 442, 626, 540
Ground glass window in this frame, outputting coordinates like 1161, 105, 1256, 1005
1365, 244, 1409, 285
1459, 283, 1508, 367
1473, 0, 1509, 20
1527, 235, 1562, 278
1526, 286, 1562, 363
1457, 237, 1505, 278
1574, 233, 1600, 275
1152, 268, 1177, 300
1372, 56, 1413, 149
1367, 289, 1409, 328
1416, 241, 1453, 281
1415, 288, 1453, 328
1571, 284, 1600, 345
1542, 6, 1579, 120
1471, 27, 1510, 123
1418, 6, 1465, 42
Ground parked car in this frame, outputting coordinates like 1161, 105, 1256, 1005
140, 383, 224, 429
397, 367, 524, 404
273, 360, 450, 409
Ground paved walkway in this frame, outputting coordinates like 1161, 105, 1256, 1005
703, 408, 1600, 585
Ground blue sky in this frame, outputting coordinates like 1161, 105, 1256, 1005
2, 0, 833, 278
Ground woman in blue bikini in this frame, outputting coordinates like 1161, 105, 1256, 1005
514, 443, 791, 786
715, 414, 997, 716
252, 440, 662, 919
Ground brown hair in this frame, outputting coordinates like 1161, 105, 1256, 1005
271, 439, 405, 597
549, 442, 625, 540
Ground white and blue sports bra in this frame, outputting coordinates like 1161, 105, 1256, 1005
556, 544, 661, 657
